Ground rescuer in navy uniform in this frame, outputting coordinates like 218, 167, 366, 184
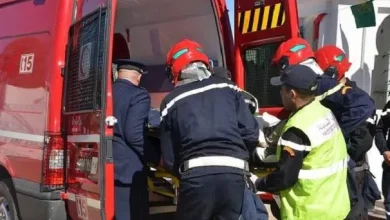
375, 101, 390, 220
160, 39, 266, 220
112, 59, 151, 220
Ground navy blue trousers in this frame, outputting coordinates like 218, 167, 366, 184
383, 163, 390, 220
176, 167, 246, 220
114, 172, 149, 220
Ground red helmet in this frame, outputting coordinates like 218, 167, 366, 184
315, 45, 351, 81
166, 39, 210, 84
272, 37, 315, 70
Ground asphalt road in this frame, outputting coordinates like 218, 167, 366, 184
149, 213, 175, 219
148, 204, 278, 220
149, 203, 388, 220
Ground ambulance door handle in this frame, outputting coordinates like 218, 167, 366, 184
105, 116, 117, 127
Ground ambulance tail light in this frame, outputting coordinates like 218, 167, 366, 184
41, 133, 67, 191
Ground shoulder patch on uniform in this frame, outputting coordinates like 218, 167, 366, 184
341, 86, 352, 95
283, 146, 296, 157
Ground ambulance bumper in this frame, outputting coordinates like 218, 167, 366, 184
13, 178, 67, 220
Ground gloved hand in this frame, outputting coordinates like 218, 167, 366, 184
258, 129, 268, 148
261, 112, 281, 127
250, 173, 259, 185
255, 113, 282, 147
255, 147, 278, 163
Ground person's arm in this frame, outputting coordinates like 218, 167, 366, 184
237, 91, 259, 155
379, 101, 390, 165
159, 101, 176, 174
375, 117, 387, 155
124, 90, 151, 156
254, 128, 308, 193
348, 123, 374, 161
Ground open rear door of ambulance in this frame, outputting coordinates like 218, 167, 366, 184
234, 0, 300, 118
61, 0, 117, 219
234, 0, 299, 202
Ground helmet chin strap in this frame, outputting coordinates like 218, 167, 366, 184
323, 66, 338, 79
166, 66, 174, 82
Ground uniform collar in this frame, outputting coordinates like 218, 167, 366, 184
289, 98, 315, 118
115, 78, 137, 87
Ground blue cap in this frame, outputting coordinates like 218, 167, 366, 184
270, 64, 318, 91
114, 59, 148, 74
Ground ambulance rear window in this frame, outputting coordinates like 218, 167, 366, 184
243, 42, 283, 107
64, 10, 107, 113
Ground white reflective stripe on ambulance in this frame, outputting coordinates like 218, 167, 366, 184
298, 156, 349, 179
306, 112, 340, 147
315, 83, 344, 101
0, 129, 44, 142
67, 193, 177, 213
160, 83, 241, 121
67, 134, 100, 143
278, 139, 311, 151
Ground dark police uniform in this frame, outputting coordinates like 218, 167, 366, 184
375, 101, 390, 220
159, 76, 262, 220
316, 75, 378, 220
112, 60, 151, 220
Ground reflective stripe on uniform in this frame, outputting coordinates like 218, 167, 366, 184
182, 156, 249, 172
278, 112, 339, 152
245, 99, 256, 108
315, 83, 344, 101
382, 109, 390, 116
160, 83, 241, 121
298, 156, 349, 179
366, 117, 376, 125
278, 139, 311, 151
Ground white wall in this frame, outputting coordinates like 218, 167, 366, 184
298, 0, 390, 191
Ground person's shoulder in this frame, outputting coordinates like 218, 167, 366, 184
129, 87, 150, 105
282, 127, 307, 140
210, 75, 237, 85
316, 75, 340, 95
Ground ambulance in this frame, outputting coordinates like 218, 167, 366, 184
1, 0, 389, 219
0, 0, 254, 219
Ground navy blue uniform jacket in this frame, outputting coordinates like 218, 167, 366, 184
317, 76, 376, 137
159, 76, 259, 176
113, 79, 151, 184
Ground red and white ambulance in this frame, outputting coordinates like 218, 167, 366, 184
0, 0, 305, 219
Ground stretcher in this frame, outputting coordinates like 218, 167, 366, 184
146, 90, 284, 204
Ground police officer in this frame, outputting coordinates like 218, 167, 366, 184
112, 60, 151, 220
160, 39, 264, 220
271, 38, 377, 220
251, 64, 350, 220
375, 101, 390, 220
